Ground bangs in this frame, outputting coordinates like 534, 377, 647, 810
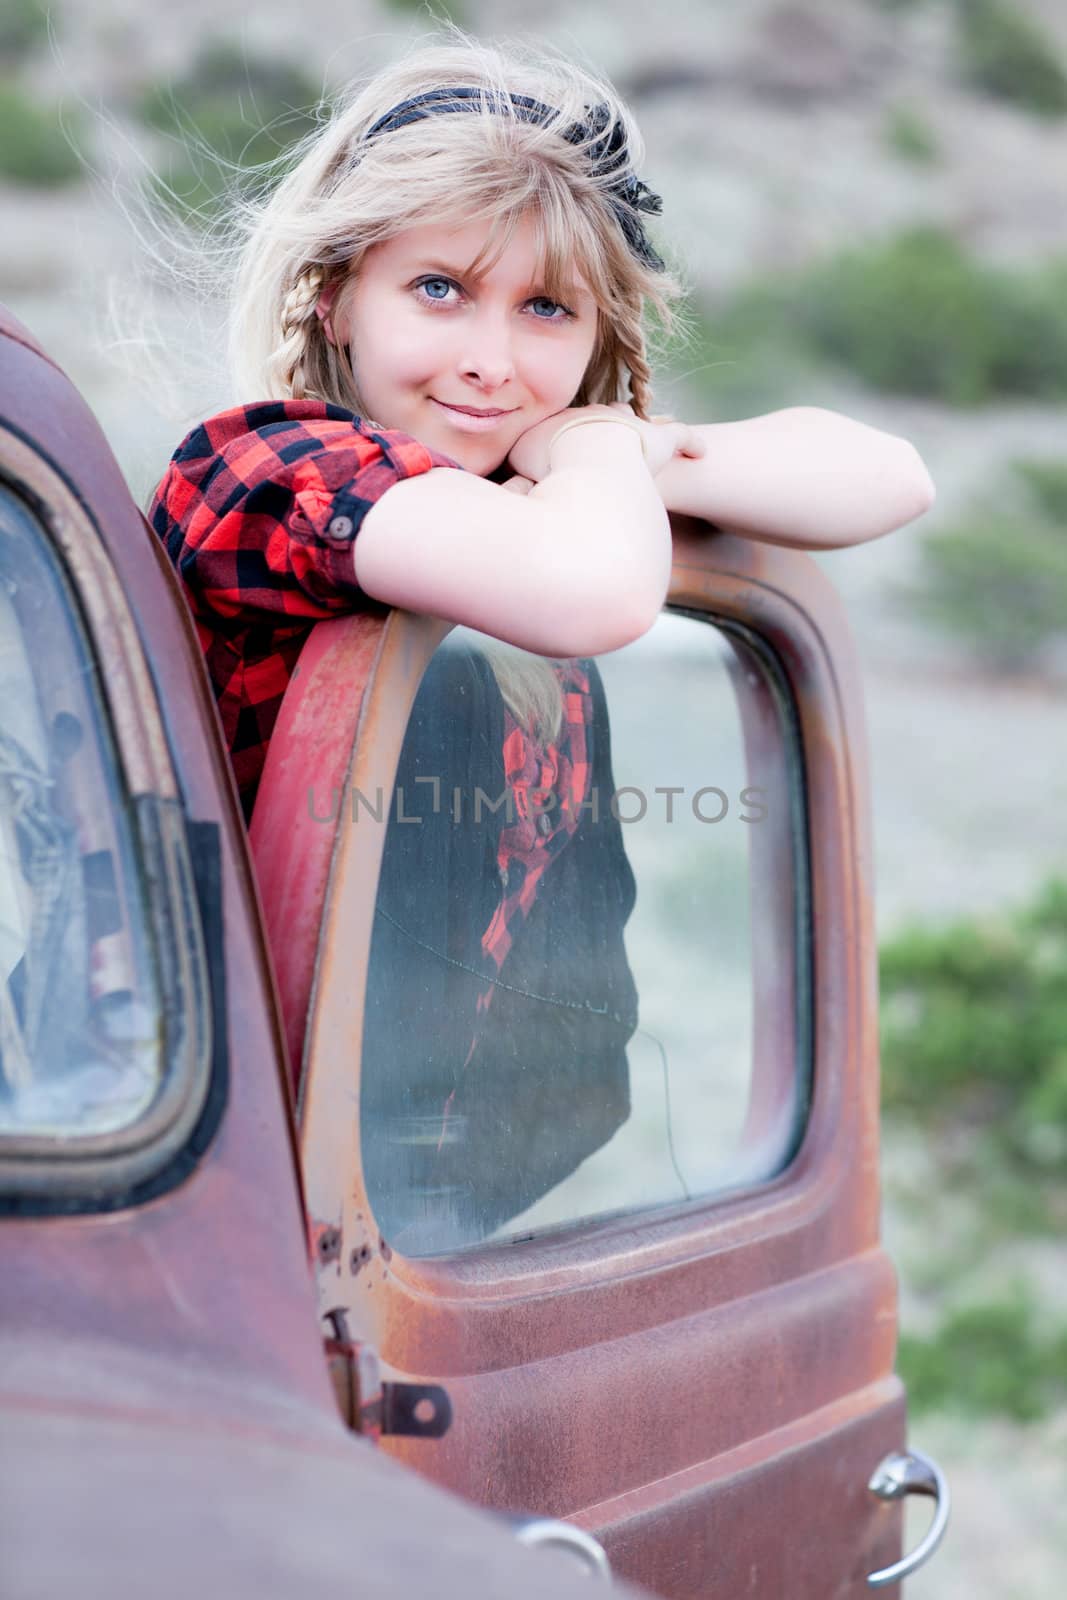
416, 169, 613, 311
532, 177, 615, 310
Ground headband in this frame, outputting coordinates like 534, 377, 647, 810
362, 87, 666, 272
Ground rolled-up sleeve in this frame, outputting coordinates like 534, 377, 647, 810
149, 402, 464, 627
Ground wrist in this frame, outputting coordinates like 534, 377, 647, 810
547, 416, 647, 471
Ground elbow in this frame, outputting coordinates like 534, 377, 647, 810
891, 438, 936, 530
506, 500, 672, 656
563, 582, 666, 657
911, 445, 937, 517
583, 599, 662, 656
538, 571, 667, 659
856, 438, 937, 543
571, 512, 672, 654
803, 407, 937, 530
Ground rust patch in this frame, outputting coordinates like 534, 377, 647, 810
315, 1225, 342, 1265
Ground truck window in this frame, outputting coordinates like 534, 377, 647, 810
0, 476, 214, 1211
359, 610, 810, 1256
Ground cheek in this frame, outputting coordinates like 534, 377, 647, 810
346, 328, 420, 396
521, 337, 589, 395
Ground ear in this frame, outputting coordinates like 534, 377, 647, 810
315, 281, 340, 347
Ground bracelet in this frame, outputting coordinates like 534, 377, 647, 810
548, 413, 647, 461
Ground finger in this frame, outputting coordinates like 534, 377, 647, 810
500, 474, 535, 495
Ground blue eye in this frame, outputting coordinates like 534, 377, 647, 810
530, 296, 572, 320
413, 277, 574, 319
418, 276, 454, 302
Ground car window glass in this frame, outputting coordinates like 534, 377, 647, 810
359, 612, 808, 1256
0, 486, 162, 1139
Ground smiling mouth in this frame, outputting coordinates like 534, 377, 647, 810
430, 399, 519, 428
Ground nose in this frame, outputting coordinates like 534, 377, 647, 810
457, 307, 516, 394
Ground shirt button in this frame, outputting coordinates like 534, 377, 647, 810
328, 514, 354, 541
538, 812, 553, 837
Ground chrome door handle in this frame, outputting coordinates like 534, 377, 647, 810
867, 1447, 950, 1588
503, 1513, 612, 1581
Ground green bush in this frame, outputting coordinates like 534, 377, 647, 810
955, 0, 1067, 117
678, 289, 820, 415
899, 457, 1067, 671
899, 1290, 1067, 1419
691, 230, 1067, 407
138, 38, 325, 219
880, 878, 1067, 1182
884, 103, 940, 164
1011, 457, 1067, 525
0, 0, 49, 62
884, 882, 1067, 1418
904, 517, 1067, 671
0, 84, 83, 187
797, 228, 1067, 404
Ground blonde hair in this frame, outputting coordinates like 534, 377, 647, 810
228, 29, 689, 426
134, 27, 693, 737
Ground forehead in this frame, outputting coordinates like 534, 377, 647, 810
372, 214, 593, 298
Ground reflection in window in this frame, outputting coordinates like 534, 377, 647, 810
361, 614, 807, 1256
0, 487, 162, 1139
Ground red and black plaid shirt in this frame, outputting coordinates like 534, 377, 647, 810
147, 399, 464, 819
436, 662, 593, 1141
150, 400, 596, 1005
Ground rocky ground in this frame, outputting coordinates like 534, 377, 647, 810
3, 0, 1066, 1592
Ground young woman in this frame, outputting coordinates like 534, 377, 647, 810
149, 33, 935, 1250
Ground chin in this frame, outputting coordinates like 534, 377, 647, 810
437, 437, 510, 478
462, 450, 511, 481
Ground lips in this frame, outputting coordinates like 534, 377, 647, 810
434, 400, 513, 417
430, 399, 518, 432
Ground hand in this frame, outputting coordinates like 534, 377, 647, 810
507, 402, 630, 483
508, 401, 705, 483
602, 401, 706, 478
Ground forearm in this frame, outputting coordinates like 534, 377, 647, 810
530, 428, 671, 647
651, 406, 936, 549
358, 427, 670, 659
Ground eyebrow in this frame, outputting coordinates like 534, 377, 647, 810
413, 259, 485, 280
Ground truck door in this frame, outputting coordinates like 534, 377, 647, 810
258, 525, 948, 1596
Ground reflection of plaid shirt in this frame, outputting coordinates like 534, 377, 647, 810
482, 666, 592, 972
147, 399, 463, 819
440, 660, 595, 1145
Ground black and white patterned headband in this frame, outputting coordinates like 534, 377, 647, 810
363, 87, 666, 272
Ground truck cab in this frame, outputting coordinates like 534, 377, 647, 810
0, 301, 946, 1596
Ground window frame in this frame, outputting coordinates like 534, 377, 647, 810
0, 434, 213, 1203
295, 530, 849, 1305
347, 606, 814, 1254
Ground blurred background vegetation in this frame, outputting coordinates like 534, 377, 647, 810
882, 877, 1067, 1419
0, 0, 1065, 1592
